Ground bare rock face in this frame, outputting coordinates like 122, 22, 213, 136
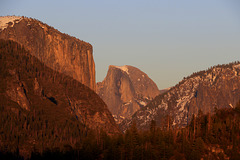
120, 62, 240, 131
0, 16, 95, 90
6, 69, 30, 111
97, 65, 160, 123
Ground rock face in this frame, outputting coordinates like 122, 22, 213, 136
97, 65, 160, 123
6, 70, 30, 111
0, 39, 119, 135
0, 16, 95, 90
120, 62, 240, 131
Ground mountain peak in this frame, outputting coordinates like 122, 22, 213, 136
110, 65, 130, 74
97, 65, 160, 123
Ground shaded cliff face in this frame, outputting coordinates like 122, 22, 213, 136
0, 16, 95, 90
97, 65, 160, 123
120, 62, 240, 131
0, 40, 119, 137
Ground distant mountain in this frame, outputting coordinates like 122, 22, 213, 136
120, 62, 240, 131
97, 65, 160, 123
0, 40, 119, 157
0, 16, 95, 90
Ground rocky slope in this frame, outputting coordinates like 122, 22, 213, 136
0, 39, 119, 136
120, 62, 240, 131
0, 16, 95, 90
97, 65, 160, 123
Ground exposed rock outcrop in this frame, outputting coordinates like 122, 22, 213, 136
6, 69, 30, 111
97, 65, 160, 123
0, 16, 95, 90
120, 62, 240, 131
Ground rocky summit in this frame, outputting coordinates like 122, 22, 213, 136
0, 16, 95, 90
120, 62, 240, 131
97, 65, 160, 123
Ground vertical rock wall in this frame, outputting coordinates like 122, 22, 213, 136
0, 16, 95, 90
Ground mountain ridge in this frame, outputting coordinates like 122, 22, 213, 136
120, 61, 240, 131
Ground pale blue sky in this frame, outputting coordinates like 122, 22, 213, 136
1, 0, 240, 89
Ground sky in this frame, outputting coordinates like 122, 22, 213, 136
1, 0, 240, 89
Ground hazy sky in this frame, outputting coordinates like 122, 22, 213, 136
1, 0, 240, 89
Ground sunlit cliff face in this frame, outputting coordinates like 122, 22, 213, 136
97, 65, 160, 123
0, 16, 95, 91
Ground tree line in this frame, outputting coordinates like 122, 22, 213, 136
0, 102, 239, 160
